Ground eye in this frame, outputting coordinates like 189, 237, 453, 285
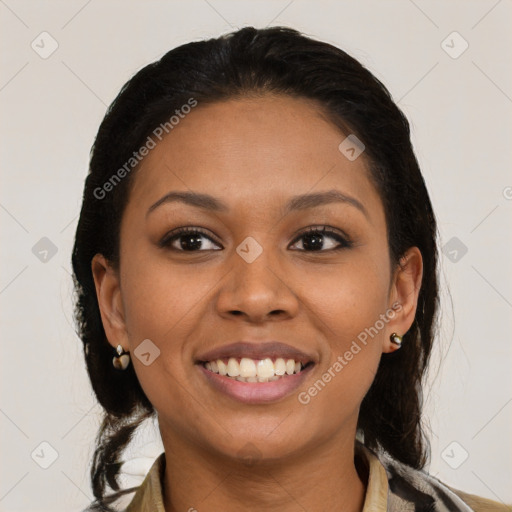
159, 225, 352, 253
289, 226, 352, 252
159, 227, 221, 252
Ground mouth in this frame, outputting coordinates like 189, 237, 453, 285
194, 341, 316, 404
199, 357, 314, 382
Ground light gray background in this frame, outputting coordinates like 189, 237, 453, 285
1, 1, 511, 511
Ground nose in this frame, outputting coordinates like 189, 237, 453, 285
215, 246, 299, 324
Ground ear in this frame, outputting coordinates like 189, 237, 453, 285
383, 246, 423, 354
91, 253, 129, 351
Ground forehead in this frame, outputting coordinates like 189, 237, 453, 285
127, 94, 380, 216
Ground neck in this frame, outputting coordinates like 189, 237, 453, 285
160, 432, 367, 512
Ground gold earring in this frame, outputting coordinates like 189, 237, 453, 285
113, 344, 130, 370
390, 333, 403, 347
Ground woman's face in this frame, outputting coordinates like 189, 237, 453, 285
93, 94, 422, 464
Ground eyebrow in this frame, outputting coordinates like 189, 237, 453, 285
146, 189, 369, 219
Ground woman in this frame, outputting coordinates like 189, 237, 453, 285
72, 26, 510, 512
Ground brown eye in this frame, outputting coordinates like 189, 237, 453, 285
289, 226, 352, 252
159, 227, 221, 252
159, 225, 352, 253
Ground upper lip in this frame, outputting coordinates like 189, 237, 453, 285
195, 341, 316, 365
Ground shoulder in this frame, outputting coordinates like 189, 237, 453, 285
448, 486, 512, 512
364, 444, 512, 512
79, 452, 167, 512
78, 486, 140, 512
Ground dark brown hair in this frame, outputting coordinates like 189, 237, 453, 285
72, 25, 439, 510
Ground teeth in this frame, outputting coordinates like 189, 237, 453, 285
203, 357, 307, 381
275, 358, 286, 375
227, 358, 240, 377
239, 357, 257, 378
256, 358, 274, 379
217, 360, 227, 376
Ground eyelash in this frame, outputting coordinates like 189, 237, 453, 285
158, 225, 353, 253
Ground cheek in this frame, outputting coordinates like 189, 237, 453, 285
294, 328, 382, 444
118, 262, 197, 421
118, 250, 221, 399
298, 258, 390, 342
294, 258, 388, 409
120, 251, 208, 345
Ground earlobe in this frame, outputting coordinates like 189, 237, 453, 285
383, 247, 423, 353
91, 254, 128, 350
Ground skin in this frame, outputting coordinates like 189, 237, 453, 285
92, 94, 423, 512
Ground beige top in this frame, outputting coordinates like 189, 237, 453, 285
123, 444, 511, 512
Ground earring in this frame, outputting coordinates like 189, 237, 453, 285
113, 344, 130, 370
390, 333, 403, 348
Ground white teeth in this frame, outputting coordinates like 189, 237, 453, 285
203, 356, 308, 381
274, 358, 286, 375
227, 357, 240, 377
217, 360, 227, 376
256, 358, 275, 379
239, 357, 257, 378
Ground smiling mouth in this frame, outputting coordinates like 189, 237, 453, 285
199, 357, 315, 383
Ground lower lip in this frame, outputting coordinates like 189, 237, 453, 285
196, 364, 314, 404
